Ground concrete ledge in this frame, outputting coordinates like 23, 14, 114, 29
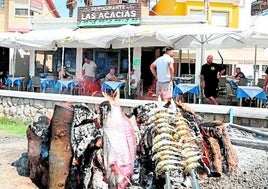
188, 103, 268, 120
0, 90, 267, 120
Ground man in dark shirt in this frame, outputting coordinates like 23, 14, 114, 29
201, 55, 225, 105
234, 67, 245, 80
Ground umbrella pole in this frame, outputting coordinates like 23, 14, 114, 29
178, 50, 182, 76
254, 45, 257, 86
188, 50, 191, 74
12, 45, 17, 87
61, 45, 65, 93
128, 37, 131, 97
198, 39, 205, 104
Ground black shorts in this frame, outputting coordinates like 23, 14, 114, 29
204, 85, 218, 98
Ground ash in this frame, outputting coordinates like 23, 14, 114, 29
199, 124, 268, 189
227, 124, 268, 142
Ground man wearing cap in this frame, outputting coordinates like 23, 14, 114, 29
150, 46, 175, 102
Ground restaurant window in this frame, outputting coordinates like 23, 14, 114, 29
189, 9, 203, 16
35, 51, 54, 75
211, 11, 229, 27
262, 65, 268, 78
224, 64, 232, 76
262, 65, 268, 72
120, 49, 132, 74
15, 0, 34, 16
254, 65, 260, 72
95, 50, 120, 79
0, 0, 4, 8
54, 48, 77, 75
15, 8, 34, 16
83, 48, 128, 79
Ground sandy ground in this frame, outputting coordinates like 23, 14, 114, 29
0, 131, 38, 189
0, 126, 267, 189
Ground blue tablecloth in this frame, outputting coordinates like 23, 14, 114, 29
55, 80, 74, 89
37, 73, 48, 78
28, 78, 55, 89
102, 81, 125, 90
173, 84, 199, 96
6, 77, 24, 87
236, 86, 267, 100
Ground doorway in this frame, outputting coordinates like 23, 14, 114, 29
0, 47, 9, 83
141, 48, 156, 92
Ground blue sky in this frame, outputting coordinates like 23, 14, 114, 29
54, 0, 104, 18
54, 0, 137, 18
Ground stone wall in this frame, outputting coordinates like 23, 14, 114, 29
0, 90, 267, 127
0, 96, 54, 122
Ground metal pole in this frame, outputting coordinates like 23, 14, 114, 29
204, 0, 207, 22
12, 45, 17, 85
254, 45, 257, 86
61, 46, 65, 93
190, 169, 200, 189
204, 0, 210, 24
128, 36, 131, 96
229, 107, 234, 124
164, 171, 171, 189
198, 38, 205, 104
188, 50, 191, 74
178, 49, 182, 76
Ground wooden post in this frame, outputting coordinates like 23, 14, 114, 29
27, 127, 49, 188
27, 116, 51, 188
49, 104, 74, 188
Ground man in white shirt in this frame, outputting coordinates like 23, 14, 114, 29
150, 46, 175, 102
130, 69, 138, 89
82, 57, 97, 84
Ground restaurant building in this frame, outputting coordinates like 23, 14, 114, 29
28, 1, 247, 89
0, 0, 59, 79
2, 0, 259, 91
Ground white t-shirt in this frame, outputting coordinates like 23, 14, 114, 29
130, 74, 138, 88
153, 54, 174, 82
82, 61, 97, 77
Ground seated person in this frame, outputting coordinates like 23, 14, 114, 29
90, 78, 102, 96
233, 67, 245, 80
105, 68, 120, 82
58, 66, 74, 80
130, 69, 138, 89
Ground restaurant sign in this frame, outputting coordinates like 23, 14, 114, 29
77, 3, 141, 27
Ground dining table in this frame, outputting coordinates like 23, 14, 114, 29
173, 77, 194, 84
102, 80, 126, 91
28, 76, 55, 91
236, 86, 267, 107
54, 79, 75, 94
173, 83, 199, 103
6, 77, 24, 90
102, 80, 127, 98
